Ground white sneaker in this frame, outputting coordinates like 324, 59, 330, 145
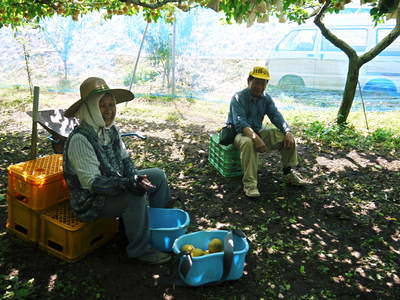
283, 171, 311, 186
244, 186, 261, 198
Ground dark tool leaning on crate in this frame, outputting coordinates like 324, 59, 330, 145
27, 109, 146, 154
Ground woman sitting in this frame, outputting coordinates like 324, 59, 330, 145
63, 77, 174, 264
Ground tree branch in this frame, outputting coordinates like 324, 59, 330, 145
120, 0, 181, 9
33, 0, 57, 10
314, 0, 356, 59
359, 7, 400, 66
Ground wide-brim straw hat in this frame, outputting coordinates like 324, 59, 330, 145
64, 77, 134, 118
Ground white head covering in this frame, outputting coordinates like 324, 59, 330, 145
75, 93, 115, 145
76, 93, 105, 129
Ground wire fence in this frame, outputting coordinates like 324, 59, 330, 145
0, 9, 399, 112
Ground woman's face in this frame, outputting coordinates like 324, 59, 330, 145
99, 93, 116, 126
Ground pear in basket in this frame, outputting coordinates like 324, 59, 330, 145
191, 248, 206, 257
181, 244, 195, 253
208, 238, 223, 253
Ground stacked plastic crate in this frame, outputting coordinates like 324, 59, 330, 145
6, 154, 117, 262
208, 134, 243, 177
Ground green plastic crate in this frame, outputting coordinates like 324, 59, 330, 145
209, 155, 241, 172
208, 134, 243, 177
209, 155, 242, 177
209, 134, 240, 161
209, 148, 241, 169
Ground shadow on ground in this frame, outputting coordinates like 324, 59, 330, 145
0, 117, 399, 299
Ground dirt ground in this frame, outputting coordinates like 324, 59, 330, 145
0, 102, 399, 300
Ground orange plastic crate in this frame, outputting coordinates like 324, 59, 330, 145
39, 201, 118, 262
7, 154, 69, 210
6, 193, 42, 242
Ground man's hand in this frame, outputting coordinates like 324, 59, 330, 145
254, 136, 267, 153
283, 132, 295, 149
243, 127, 267, 153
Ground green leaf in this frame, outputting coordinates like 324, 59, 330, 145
300, 265, 305, 275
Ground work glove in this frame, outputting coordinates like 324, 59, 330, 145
91, 175, 146, 196
127, 175, 147, 196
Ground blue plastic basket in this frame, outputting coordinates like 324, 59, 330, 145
148, 207, 190, 252
172, 230, 249, 286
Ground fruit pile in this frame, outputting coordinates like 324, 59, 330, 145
180, 238, 223, 257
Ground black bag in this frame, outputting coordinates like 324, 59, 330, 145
218, 124, 236, 146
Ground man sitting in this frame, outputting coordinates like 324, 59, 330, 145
226, 66, 310, 198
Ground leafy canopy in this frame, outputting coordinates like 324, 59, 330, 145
1, 0, 397, 28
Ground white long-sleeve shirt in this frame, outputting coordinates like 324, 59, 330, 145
67, 127, 130, 190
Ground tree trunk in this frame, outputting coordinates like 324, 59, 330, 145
314, 0, 400, 125
337, 57, 360, 124
63, 60, 68, 80
165, 57, 171, 87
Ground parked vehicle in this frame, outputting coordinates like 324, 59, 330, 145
266, 19, 400, 95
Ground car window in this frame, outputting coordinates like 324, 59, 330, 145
321, 29, 368, 52
276, 29, 316, 51
377, 28, 400, 56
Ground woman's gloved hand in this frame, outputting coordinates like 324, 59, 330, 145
91, 174, 152, 196
136, 175, 155, 190
126, 175, 147, 196
128, 175, 155, 196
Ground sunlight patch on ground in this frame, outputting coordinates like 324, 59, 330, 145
215, 193, 224, 199
47, 274, 57, 292
392, 274, 400, 285
356, 282, 372, 293
163, 292, 174, 300
346, 150, 374, 167
318, 253, 327, 261
355, 267, 366, 277
391, 230, 399, 242
301, 237, 313, 249
331, 275, 345, 283
300, 228, 314, 235
7, 268, 19, 278
316, 156, 358, 172
169, 143, 185, 160
215, 221, 231, 229
314, 149, 398, 173
350, 249, 361, 259
375, 157, 400, 170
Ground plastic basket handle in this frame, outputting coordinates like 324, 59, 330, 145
165, 251, 192, 288
162, 230, 248, 287
217, 231, 234, 283
179, 230, 246, 285
217, 229, 247, 284
178, 251, 193, 279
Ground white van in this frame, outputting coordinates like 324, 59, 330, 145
266, 21, 400, 95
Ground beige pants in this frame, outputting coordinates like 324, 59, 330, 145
233, 128, 298, 188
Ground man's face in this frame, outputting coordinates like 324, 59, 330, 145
248, 78, 268, 98
99, 93, 116, 126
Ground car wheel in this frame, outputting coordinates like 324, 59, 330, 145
362, 79, 397, 96
278, 76, 305, 91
